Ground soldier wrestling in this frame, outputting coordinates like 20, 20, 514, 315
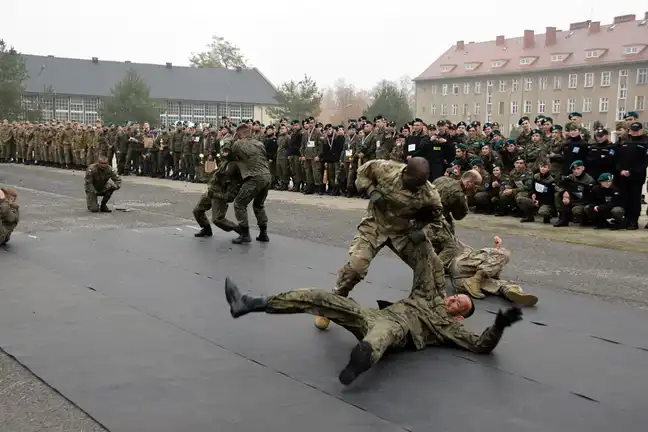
223, 277, 522, 385
0, 187, 20, 246
84, 155, 122, 212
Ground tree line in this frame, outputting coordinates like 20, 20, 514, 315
0, 35, 414, 126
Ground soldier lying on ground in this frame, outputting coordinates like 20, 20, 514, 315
450, 236, 538, 306
223, 277, 522, 385
0, 187, 19, 246
85, 155, 122, 213
314, 157, 446, 330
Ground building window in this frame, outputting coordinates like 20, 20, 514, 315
617, 106, 626, 121
474, 103, 481, 115
441, 104, 447, 116
206, 103, 218, 119
442, 84, 448, 96
553, 76, 562, 89
451, 104, 458, 116
568, 74, 578, 88
586, 49, 601, 58
552, 100, 561, 114
498, 101, 505, 115
462, 104, 468, 115
464, 63, 474, 70
584, 73, 594, 88
636, 96, 645, 111
620, 69, 629, 77
474, 82, 481, 94
452, 84, 459, 95
510, 101, 518, 114
498, 80, 507, 92
519, 58, 533, 65
523, 100, 532, 114
431, 85, 437, 94
624, 46, 640, 55
524, 78, 533, 91
512, 79, 519, 92
491, 60, 505, 68
228, 104, 242, 121
599, 97, 609, 112
441, 65, 453, 72
638, 68, 648, 84
431, 105, 437, 116
69, 111, 84, 123
180, 103, 192, 119
54, 96, 69, 112
551, 54, 565, 62
582, 97, 592, 113
539, 77, 548, 90
242, 105, 254, 119
192, 103, 206, 122
537, 100, 546, 114
463, 82, 470, 94
70, 97, 83, 113
601, 71, 611, 87
567, 98, 576, 112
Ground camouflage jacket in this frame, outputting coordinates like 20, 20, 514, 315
85, 164, 122, 193
208, 160, 241, 202
0, 201, 19, 239
432, 176, 469, 227
505, 169, 533, 192
355, 160, 443, 251
230, 138, 271, 179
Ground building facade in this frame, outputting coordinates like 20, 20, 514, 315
414, 13, 648, 133
20, 55, 279, 125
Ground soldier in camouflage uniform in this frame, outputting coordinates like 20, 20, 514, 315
275, 124, 291, 190
0, 120, 12, 162
499, 157, 533, 215
315, 158, 446, 330
337, 123, 360, 196
300, 120, 323, 194
84, 155, 122, 212
223, 277, 522, 385
449, 236, 538, 306
0, 187, 19, 246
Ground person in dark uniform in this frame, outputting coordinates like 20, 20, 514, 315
562, 123, 589, 176
585, 128, 616, 182
615, 122, 648, 230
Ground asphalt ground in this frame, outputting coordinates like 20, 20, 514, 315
1, 162, 648, 430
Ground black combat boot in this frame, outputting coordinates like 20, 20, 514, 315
553, 213, 569, 227
99, 197, 112, 213
520, 213, 535, 223
225, 277, 268, 318
338, 340, 373, 385
232, 226, 252, 244
542, 216, 551, 224
194, 226, 213, 237
256, 225, 269, 242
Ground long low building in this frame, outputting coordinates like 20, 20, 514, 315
20, 54, 279, 125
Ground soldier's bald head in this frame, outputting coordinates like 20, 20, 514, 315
402, 157, 430, 191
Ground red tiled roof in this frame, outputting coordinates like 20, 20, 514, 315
415, 13, 648, 81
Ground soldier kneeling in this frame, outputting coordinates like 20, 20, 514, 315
85, 155, 122, 213
584, 173, 625, 230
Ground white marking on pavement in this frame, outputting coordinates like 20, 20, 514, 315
132, 229, 142, 233
175, 228, 183, 231
27, 235, 39, 239
186, 225, 200, 230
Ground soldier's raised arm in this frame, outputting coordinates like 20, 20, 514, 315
354, 159, 394, 194
446, 307, 522, 354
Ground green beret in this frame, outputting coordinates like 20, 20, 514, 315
534, 115, 545, 122
625, 111, 639, 119
598, 173, 613, 182
568, 112, 582, 119
469, 157, 484, 166
492, 161, 503, 168
456, 143, 468, 150
542, 116, 554, 124
490, 130, 501, 136
570, 160, 584, 169
532, 129, 544, 136
506, 138, 516, 145
291, 120, 300, 125
551, 125, 563, 132
492, 139, 504, 151
515, 156, 525, 163
451, 158, 463, 166
518, 116, 530, 125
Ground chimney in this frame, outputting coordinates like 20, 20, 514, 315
589, 21, 601, 33
613, 14, 636, 24
570, 20, 591, 30
496, 35, 505, 46
92, 57, 98, 63
523, 30, 535, 49
165, 62, 172, 68
545, 27, 557, 46
456, 40, 465, 51
644, 11, 648, 20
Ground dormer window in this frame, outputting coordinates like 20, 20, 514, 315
491, 60, 506, 68
624, 46, 641, 55
519, 57, 537, 65
551, 54, 567, 62
441, 65, 456, 73
586, 49, 602, 58
464, 63, 474, 70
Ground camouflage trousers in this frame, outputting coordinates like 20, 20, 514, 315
583, 205, 625, 224
289, 156, 303, 184
267, 289, 408, 364
233, 174, 271, 229
334, 232, 446, 300
60, 145, 73, 166
302, 158, 323, 186
85, 187, 115, 211
192, 191, 238, 232
336, 161, 357, 191
276, 158, 290, 184
426, 219, 456, 270
451, 243, 525, 298
324, 162, 339, 187
0, 225, 14, 246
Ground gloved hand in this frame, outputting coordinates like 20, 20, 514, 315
494, 307, 523, 329
408, 229, 426, 245
369, 190, 387, 211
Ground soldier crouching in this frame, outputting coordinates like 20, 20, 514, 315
0, 187, 20, 246
85, 155, 122, 213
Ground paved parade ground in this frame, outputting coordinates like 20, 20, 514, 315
2, 164, 648, 431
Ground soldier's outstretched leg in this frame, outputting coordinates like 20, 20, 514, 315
192, 192, 213, 237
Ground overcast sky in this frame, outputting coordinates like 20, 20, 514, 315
4, 1, 638, 90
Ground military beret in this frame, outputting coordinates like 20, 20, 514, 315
402, 124, 411, 129
492, 139, 504, 151
428, 124, 437, 131
265, 124, 274, 130
348, 123, 357, 129
413, 118, 424, 123
337, 124, 344, 129
471, 120, 481, 127
532, 129, 544, 135
456, 143, 468, 150
308, 116, 315, 121
451, 158, 462, 166
457, 121, 467, 128
387, 121, 396, 127
551, 125, 563, 132
568, 112, 582, 119
484, 122, 493, 128
467, 124, 477, 131
565, 123, 579, 131
365, 121, 373, 126
629, 122, 643, 131
490, 130, 501, 136
506, 138, 516, 145
230, 122, 238, 128
397, 133, 406, 139
518, 116, 530, 125
515, 156, 526, 163
595, 128, 609, 136
358, 116, 367, 121
324, 123, 332, 129
542, 116, 554, 124
534, 115, 545, 123
315, 122, 323, 128
625, 111, 639, 119
447, 124, 457, 130
291, 120, 300, 125
598, 172, 613, 182
570, 160, 584, 169
348, 118, 356, 123
373, 115, 384, 122
492, 161, 503, 168
469, 157, 484, 166
436, 120, 446, 126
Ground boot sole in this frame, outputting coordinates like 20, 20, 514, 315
506, 291, 538, 307
339, 341, 373, 385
